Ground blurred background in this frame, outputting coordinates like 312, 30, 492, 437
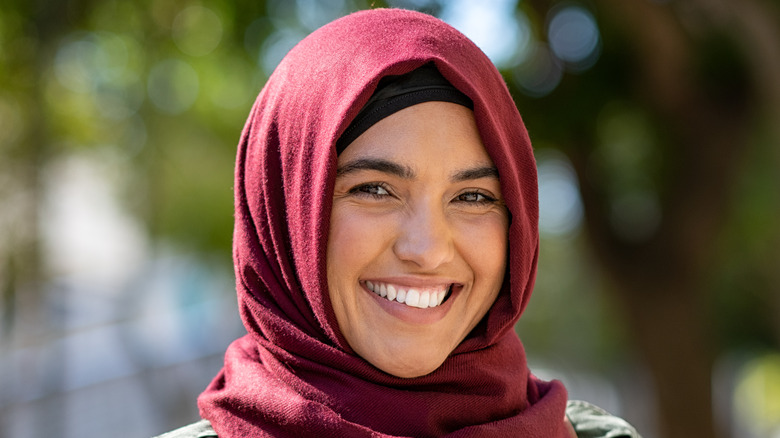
1, 0, 778, 437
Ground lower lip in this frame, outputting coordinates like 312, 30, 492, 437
363, 283, 460, 325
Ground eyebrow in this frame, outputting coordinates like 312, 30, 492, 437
336, 157, 499, 182
450, 165, 500, 182
336, 158, 415, 179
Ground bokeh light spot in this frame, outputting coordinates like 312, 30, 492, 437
735, 353, 780, 436
440, 0, 526, 69
172, 6, 223, 57
295, 0, 347, 31
94, 79, 144, 120
609, 191, 661, 242
537, 149, 583, 236
53, 32, 144, 121
204, 54, 256, 110
147, 58, 199, 114
55, 33, 133, 93
513, 43, 563, 98
260, 27, 306, 76
548, 5, 600, 71
387, 0, 439, 9
55, 37, 102, 93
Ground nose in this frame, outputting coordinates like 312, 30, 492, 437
393, 202, 454, 270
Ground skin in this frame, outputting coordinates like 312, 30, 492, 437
327, 101, 509, 378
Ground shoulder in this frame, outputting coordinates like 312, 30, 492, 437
566, 400, 643, 438
154, 403, 638, 438
153, 419, 217, 438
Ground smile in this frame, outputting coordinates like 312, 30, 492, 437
364, 281, 451, 309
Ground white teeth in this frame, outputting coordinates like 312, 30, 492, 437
405, 289, 419, 307
365, 281, 450, 309
387, 284, 397, 301
396, 288, 407, 304
418, 291, 430, 308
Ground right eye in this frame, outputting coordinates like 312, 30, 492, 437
349, 183, 391, 198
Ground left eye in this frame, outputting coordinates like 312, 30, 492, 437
456, 192, 493, 203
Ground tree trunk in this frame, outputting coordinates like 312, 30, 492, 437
575, 1, 770, 437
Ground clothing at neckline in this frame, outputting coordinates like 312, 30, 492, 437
156, 400, 643, 438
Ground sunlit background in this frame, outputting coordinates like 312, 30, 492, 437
1, 1, 779, 438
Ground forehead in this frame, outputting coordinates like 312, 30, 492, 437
337, 101, 494, 169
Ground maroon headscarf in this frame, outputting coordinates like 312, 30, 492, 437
198, 8, 568, 437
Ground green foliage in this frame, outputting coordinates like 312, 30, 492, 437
735, 353, 780, 434
711, 120, 780, 349
2, 0, 778, 380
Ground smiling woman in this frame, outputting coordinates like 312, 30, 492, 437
329, 101, 509, 379
155, 8, 641, 438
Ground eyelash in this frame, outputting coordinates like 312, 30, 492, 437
349, 183, 391, 199
454, 191, 498, 205
348, 183, 499, 206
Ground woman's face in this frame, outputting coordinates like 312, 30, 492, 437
327, 101, 509, 378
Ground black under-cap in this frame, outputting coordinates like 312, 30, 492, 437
336, 63, 473, 154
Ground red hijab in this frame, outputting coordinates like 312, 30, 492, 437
198, 9, 568, 437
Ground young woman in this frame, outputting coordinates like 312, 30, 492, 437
157, 8, 641, 438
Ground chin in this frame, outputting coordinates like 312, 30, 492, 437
374, 351, 448, 379
383, 364, 440, 379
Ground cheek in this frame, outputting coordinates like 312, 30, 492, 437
456, 215, 509, 280
452, 215, 509, 335
326, 207, 365, 340
326, 206, 391, 286
327, 210, 356, 289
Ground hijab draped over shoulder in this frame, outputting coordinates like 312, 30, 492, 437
198, 8, 569, 437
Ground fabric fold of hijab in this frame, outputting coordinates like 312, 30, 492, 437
198, 8, 568, 438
